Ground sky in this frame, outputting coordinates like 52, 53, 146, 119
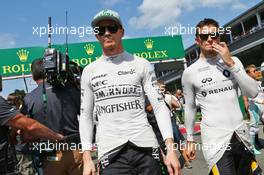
0, 0, 263, 97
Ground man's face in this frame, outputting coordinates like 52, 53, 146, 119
248, 67, 257, 80
196, 25, 220, 53
95, 20, 124, 51
176, 90, 182, 96
157, 82, 165, 94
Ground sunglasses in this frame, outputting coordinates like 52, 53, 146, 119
199, 33, 220, 41
96, 24, 121, 36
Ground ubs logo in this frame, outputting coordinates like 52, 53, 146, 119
201, 77, 212, 83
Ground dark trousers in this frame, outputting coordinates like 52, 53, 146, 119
209, 134, 262, 175
99, 143, 167, 175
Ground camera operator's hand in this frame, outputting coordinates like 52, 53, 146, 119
21, 130, 38, 143
20, 130, 64, 143
56, 133, 65, 141
83, 151, 96, 175
9, 128, 19, 144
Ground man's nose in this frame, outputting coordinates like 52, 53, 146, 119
104, 28, 111, 36
207, 35, 213, 41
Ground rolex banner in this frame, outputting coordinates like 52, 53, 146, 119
0, 35, 184, 77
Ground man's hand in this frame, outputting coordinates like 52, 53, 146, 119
55, 133, 65, 141
212, 42, 235, 67
20, 131, 64, 143
9, 128, 19, 144
21, 130, 36, 143
186, 141, 196, 160
83, 151, 96, 175
165, 138, 182, 175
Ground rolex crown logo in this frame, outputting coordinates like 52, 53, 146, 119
17, 49, 29, 62
84, 44, 95, 55
144, 39, 154, 50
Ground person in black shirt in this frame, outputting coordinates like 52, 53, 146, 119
0, 90, 64, 174
21, 59, 82, 175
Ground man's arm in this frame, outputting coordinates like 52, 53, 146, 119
182, 69, 197, 160
243, 96, 249, 111
0, 96, 63, 142
212, 42, 258, 98
142, 60, 181, 175
171, 95, 180, 109
79, 67, 94, 152
229, 57, 258, 98
142, 62, 173, 144
182, 69, 197, 142
79, 67, 96, 175
242, 96, 250, 120
252, 93, 264, 104
6, 113, 64, 142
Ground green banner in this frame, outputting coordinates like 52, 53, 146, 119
0, 35, 184, 77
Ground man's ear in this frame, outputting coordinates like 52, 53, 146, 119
121, 28, 125, 38
195, 37, 200, 46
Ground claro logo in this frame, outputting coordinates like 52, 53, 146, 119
118, 69, 136, 75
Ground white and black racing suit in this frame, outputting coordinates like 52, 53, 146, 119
182, 55, 261, 174
79, 51, 173, 174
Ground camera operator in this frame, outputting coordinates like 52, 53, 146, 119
21, 58, 82, 175
0, 76, 64, 175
